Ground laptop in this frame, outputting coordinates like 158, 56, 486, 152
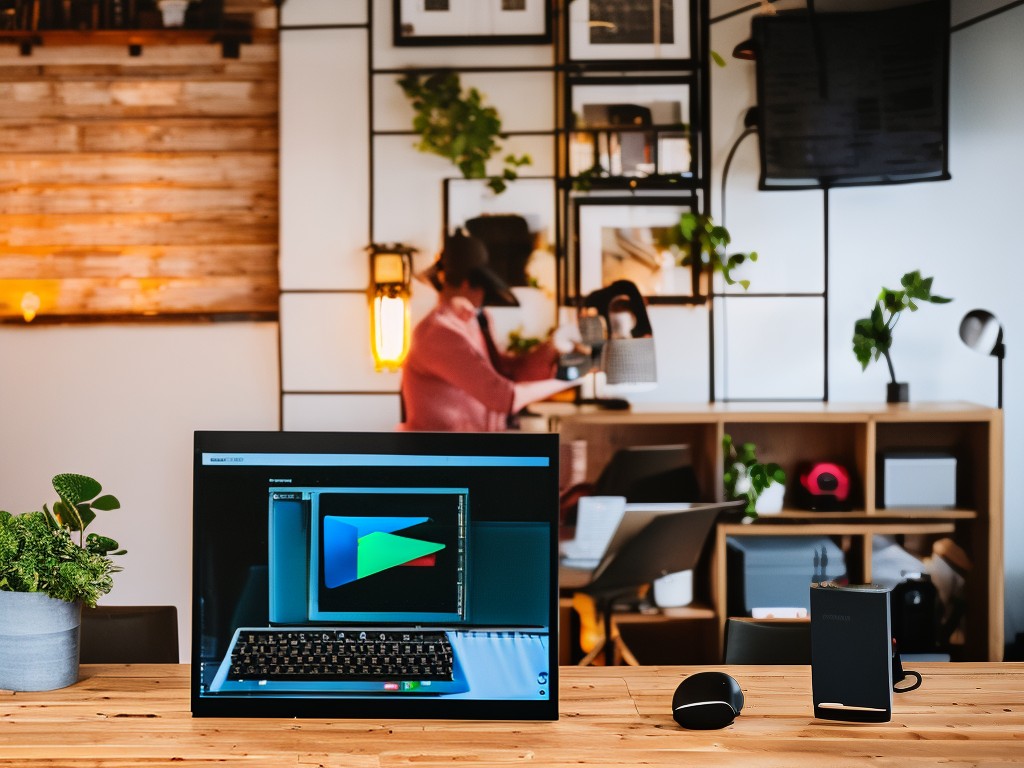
559, 495, 627, 569
192, 430, 559, 720
585, 501, 741, 595
562, 500, 736, 573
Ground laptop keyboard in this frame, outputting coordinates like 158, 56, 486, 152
226, 629, 455, 682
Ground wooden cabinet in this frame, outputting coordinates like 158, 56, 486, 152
552, 402, 1004, 661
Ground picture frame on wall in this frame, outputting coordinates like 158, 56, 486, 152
574, 197, 699, 304
568, 0, 691, 63
394, 0, 552, 47
444, 177, 557, 294
567, 76, 694, 183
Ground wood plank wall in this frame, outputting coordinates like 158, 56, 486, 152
0, 38, 279, 322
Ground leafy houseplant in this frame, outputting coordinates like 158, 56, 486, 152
0, 473, 124, 691
398, 71, 531, 194
506, 327, 543, 356
659, 212, 758, 290
0, 474, 124, 608
723, 434, 786, 519
852, 270, 951, 402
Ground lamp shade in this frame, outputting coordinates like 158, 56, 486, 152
958, 308, 1005, 409
602, 337, 657, 389
959, 309, 1003, 357
574, 279, 657, 405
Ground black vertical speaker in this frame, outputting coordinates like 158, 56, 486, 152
810, 583, 893, 722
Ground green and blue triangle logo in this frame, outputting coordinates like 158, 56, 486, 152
323, 516, 444, 588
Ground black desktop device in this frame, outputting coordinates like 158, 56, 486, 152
810, 582, 893, 722
727, 536, 845, 616
191, 430, 559, 720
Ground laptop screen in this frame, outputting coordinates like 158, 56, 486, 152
191, 430, 559, 720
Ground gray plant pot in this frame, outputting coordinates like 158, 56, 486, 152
0, 592, 81, 691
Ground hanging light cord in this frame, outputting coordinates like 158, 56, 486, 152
720, 123, 758, 230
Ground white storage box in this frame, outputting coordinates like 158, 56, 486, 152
880, 453, 957, 508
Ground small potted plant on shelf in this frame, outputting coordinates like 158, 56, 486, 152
0, 474, 125, 691
659, 212, 758, 292
398, 71, 531, 194
723, 434, 786, 519
852, 270, 952, 403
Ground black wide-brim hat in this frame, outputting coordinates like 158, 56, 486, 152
419, 230, 519, 307
465, 214, 534, 288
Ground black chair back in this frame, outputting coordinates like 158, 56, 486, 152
724, 618, 811, 665
80, 605, 179, 663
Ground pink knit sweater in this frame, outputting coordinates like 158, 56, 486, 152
400, 297, 561, 432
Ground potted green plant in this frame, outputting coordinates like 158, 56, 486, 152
398, 71, 531, 194
659, 212, 758, 291
852, 270, 952, 403
0, 474, 124, 691
723, 434, 786, 519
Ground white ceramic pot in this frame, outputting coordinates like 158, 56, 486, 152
653, 569, 693, 608
0, 591, 81, 691
755, 482, 786, 515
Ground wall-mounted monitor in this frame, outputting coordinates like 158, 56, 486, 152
753, 0, 951, 190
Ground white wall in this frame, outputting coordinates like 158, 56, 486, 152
0, 323, 280, 660
709, 1, 1024, 646
278, 2, 408, 431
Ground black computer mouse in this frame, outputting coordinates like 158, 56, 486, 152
671, 671, 744, 730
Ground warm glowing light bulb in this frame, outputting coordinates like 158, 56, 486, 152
21, 291, 41, 323
372, 291, 410, 371
367, 244, 415, 372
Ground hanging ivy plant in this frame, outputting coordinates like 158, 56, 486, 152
397, 71, 531, 194
659, 212, 758, 289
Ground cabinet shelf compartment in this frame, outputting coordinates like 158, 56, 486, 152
552, 403, 1003, 661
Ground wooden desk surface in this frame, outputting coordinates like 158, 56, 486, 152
3, 663, 1022, 766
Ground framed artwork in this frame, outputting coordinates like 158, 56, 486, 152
394, 0, 552, 47
443, 177, 557, 293
574, 197, 699, 303
568, 0, 691, 62
567, 77, 693, 181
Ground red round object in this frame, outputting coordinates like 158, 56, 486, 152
799, 462, 850, 501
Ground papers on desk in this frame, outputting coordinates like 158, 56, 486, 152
560, 496, 626, 570
560, 498, 696, 570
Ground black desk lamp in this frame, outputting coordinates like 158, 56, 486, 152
575, 280, 657, 409
959, 309, 1005, 408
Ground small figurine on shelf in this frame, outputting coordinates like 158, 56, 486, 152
157, 0, 190, 27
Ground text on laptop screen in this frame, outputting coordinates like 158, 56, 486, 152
191, 431, 559, 720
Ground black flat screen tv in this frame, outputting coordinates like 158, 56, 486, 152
191, 429, 559, 720
753, 0, 951, 190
